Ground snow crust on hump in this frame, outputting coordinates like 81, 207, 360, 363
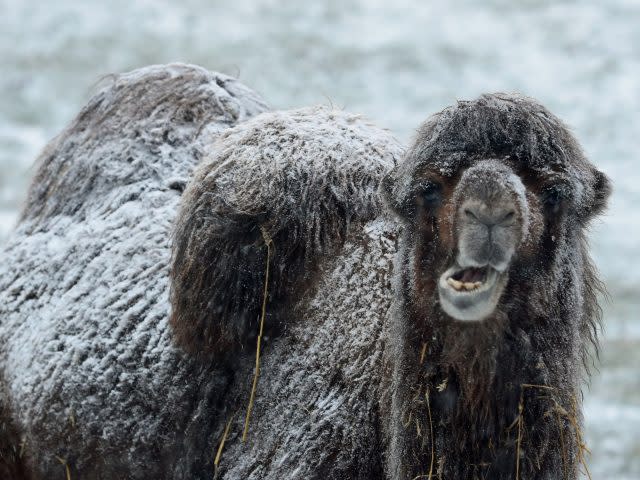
169, 105, 401, 358
21, 63, 268, 226
0, 63, 269, 477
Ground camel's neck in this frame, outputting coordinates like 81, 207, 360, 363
389, 285, 585, 479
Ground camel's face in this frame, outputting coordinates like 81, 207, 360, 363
386, 149, 609, 322
383, 95, 611, 324
397, 157, 544, 322
435, 159, 529, 321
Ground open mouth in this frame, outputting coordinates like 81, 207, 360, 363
445, 266, 489, 292
437, 264, 506, 321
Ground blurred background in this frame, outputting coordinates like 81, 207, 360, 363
1, 0, 638, 477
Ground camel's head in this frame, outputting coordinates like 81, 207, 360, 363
383, 94, 611, 322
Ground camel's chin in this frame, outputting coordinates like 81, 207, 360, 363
437, 264, 506, 322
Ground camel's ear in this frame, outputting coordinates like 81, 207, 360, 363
380, 167, 415, 220
582, 168, 612, 222
380, 169, 397, 213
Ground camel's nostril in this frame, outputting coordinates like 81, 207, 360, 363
501, 210, 516, 223
464, 208, 477, 220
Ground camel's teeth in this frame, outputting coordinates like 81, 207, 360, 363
473, 281, 482, 288
463, 282, 476, 291
447, 278, 464, 290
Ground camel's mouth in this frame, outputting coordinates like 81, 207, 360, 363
437, 263, 507, 321
445, 266, 489, 291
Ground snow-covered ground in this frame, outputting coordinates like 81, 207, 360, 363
1, 0, 638, 477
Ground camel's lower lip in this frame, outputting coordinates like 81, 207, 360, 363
437, 264, 504, 321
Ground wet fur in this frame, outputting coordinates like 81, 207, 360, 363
0, 64, 269, 478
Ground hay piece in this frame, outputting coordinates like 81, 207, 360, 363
214, 413, 236, 473
55, 456, 71, 480
425, 389, 435, 480
242, 227, 274, 442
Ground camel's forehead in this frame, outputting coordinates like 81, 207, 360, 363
424, 152, 572, 180
414, 96, 591, 181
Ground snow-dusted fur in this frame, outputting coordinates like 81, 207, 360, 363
0, 64, 403, 479
170, 108, 397, 361
0, 65, 608, 480
382, 94, 611, 479
0, 63, 268, 479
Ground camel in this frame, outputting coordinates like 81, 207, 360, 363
0, 65, 609, 479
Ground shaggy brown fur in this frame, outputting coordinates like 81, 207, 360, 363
0, 398, 27, 480
382, 93, 610, 479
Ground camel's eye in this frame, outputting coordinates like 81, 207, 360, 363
419, 182, 442, 209
541, 186, 564, 214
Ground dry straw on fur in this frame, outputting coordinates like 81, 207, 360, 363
242, 226, 273, 443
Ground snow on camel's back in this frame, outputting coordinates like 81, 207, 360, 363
0, 64, 401, 479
